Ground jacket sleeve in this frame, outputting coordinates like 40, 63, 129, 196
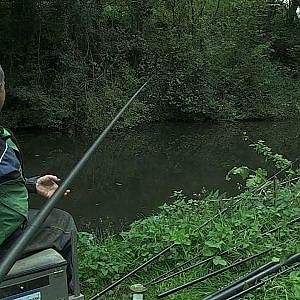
0, 140, 22, 184
0, 139, 39, 193
25, 176, 39, 193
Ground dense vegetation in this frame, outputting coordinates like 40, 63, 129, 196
0, 0, 299, 131
78, 142, 300, 299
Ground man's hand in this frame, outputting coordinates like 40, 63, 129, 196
36, 175, 71, 199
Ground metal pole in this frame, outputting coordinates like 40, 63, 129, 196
205, 253, 300, 300
89, 244, 174, 300
225, 262, 300, 300
201, 261, 277, 300
0, 79, 149, 284
261, 215, 300, 236
148, 249, 231, 286
157, 248, 272, 298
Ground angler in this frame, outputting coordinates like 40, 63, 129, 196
0, 64, 149, 299
0, 64, 78, 298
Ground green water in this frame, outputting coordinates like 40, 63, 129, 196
17, 120, 300, 232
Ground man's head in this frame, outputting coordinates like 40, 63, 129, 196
0, 65, 5, 110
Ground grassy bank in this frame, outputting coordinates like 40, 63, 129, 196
78, 144, 300, 299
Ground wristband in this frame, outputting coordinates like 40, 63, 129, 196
25, 176, 39, 193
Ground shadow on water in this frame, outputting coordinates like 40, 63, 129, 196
17, 120, 300, 233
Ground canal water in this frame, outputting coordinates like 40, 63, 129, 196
16, 120, 300, 233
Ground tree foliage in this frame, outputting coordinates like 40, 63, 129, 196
0, 0, 299, 130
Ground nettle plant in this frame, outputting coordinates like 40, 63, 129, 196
226, 140, 296, 189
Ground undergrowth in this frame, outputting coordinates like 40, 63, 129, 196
78, 142, 300, 299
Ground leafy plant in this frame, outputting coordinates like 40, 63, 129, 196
77, 159, 300, 298
290, 271, 300, 299
226, 140, 296, 189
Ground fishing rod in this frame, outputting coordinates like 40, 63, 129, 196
202, 237, 298, 300
225, 262, 300, 300
148, 250, 204, 284
0, 79, 150, 284
201, 261, 278, 300
89, 244, 174, 299
156, 237, 297, 298
147, 248, 233, 286
94, 159, 299, 298
203, 252, 300, 300
261, 215, 300, 236
145, 249, 227, 286
146, 214, 300, 286
157, 247, 273, 298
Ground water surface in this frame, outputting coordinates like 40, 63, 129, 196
16, 120, 300, 233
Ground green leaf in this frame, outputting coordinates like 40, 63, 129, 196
205, 240, 223, 250
294, 284, 300, 299
102, 269, 109, 276
271, 257, 280, 263
202, 248, 213, 257
226, 166, 250, 181
112, 265, 119, 272
290, 271, 300, 282
213, 256, 227, 266
87, 278, 96, 284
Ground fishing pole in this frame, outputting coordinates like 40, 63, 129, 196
157, 247, 273, 298
145, 252, 203, 286
156, 238, 297, 298
146, 214, 299, 286
201, 261, 278, 300
225, 262, 300, 300
202, 236, 298, 300
90, 203, 235, 298
261, 215, 300, 236
149, 250, 204, 283
91, 201, 240, 299
147, 248, 232, 286
203, 252, 300, 300
89, 244, 174, 299
94, 159, 299, 298
0, 79, 150, 284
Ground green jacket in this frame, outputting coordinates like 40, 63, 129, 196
0, 127, 29, 245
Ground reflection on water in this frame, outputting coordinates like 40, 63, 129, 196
16, 120, 300, 232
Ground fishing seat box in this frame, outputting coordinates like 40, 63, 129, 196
0, 248, 83, 300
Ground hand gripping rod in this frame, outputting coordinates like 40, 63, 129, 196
0, 79, 149, 284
